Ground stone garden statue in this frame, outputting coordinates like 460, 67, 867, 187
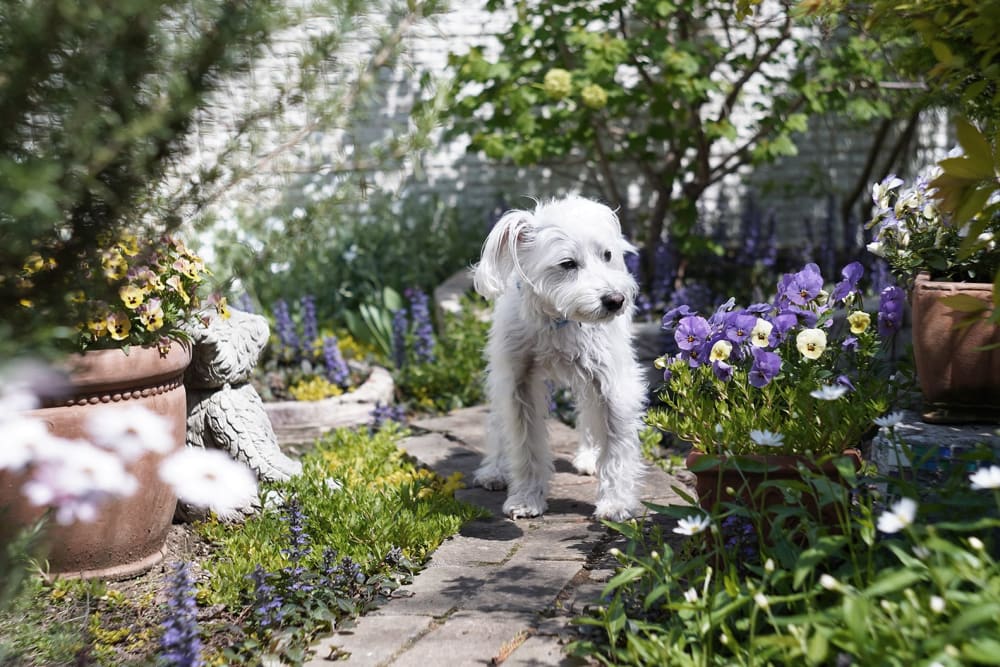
182, 308, 301, 517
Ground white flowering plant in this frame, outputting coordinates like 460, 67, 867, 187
648, 262, 900, 456
867, 167, 1000, 285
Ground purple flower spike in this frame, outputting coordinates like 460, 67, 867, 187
748, 347, 782, 388
675, 315, 711, 351
831, 262, 865, 303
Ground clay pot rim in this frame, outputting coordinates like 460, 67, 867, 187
686, 448, 863, 473
56, 342, 192, 394
914, 271, 996, 291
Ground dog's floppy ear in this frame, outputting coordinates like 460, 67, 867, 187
474, 209, 535, 299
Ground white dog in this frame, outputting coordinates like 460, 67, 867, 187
472, 195, 647, 521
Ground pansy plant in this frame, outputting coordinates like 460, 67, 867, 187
649, 262, 899, 456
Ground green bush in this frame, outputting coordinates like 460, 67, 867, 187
393, 297, 490, 413
570, 433, 1000, 665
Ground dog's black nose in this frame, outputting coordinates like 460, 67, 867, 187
601, 292, 626, 312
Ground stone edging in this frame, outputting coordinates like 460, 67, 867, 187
262, 366, 395, 445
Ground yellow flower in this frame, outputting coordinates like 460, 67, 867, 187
22, 253, 44, 274
86, 305, 110, 336
165, 275, 190, 304
117, 233, 140, 257
709, 340, 732, 362
119, 285, 144, 310
847, 310, 871, 335
68, 290, 86, 304
106, 312, 131, 341
580, 83, 608, 109
796, 328, 827, 360
102, 249, 128, 281
216, 296, 231, 320
141, 305, 165, 332
543, 68, 572, 100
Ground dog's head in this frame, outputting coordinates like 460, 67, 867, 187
474, 195, 638, 324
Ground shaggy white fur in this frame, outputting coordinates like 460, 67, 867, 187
472, 195, 647, 521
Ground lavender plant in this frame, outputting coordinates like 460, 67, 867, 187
159, 562, 202, 667
650, 262, 900, 456
322, 336, 350, 388
405, 288, 436, 364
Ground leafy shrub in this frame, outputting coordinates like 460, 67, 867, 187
392, 295, 490, 413
569, 433, 1000, 666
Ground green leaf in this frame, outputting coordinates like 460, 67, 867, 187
938, 156, 994, 180
806, 629, 830, 665
956, 118, 994, 166
952, 184, 996, 225
962, 638, 1000, 665
603, 566, 647, 595
931, 40, 955, 65
938, 294, 989, 314
862, 569, 924, 597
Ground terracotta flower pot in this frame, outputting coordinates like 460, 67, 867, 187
911, 272, 1000, 424
685, 449, 862, 523
0, 343, 191, 579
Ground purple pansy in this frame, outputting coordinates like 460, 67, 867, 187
748, 347, 782, 388
675, 315, 711, 351
726, 312, 758, 345
777, 263, 824, 307
831, 262, 864, 303
770, 312, 799, 344
713, 360, 734, 382
662, 304, 697, 330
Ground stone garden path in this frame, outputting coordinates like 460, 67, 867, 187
304, 406, 694, 666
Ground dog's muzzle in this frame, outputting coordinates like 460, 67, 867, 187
601, 292, 626, 313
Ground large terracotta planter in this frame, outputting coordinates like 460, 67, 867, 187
0, 343, 191, 579
685, 449, 862, 522
911, 272, 1000, 424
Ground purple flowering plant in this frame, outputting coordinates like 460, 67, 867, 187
648, 262, 899, 456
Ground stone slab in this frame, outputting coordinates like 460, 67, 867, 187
305, 614, 434, 666
506, 635, 589, 667
391, 611, 536, 667
398, 432, 482, 478
871, 409, 1000, 473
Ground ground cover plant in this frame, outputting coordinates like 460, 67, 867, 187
0, 423, 485, 666
569, 429, 1000, 666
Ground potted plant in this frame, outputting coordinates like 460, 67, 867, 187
867, 154, 1000, 424
648, 262, 900, 515
1, 232, 223, 578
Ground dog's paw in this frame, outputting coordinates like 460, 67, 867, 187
594, 499, 640, 523
503, 493, 547, 520
473, 466, 508, 491
572, 449, 598, 476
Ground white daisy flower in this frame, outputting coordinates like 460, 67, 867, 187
969, 465, 1000, 490
159, 448, 257, 518
754, 592, 769, 610
673, 515, 711, 536
810, 384, 847, 401
877, 497, 918, 534
819, 574, 840, 591
683, 587, 699, 603
750, 429, 785, 448
929, 595, 945, 614
874, 411, 906, 428
86, 405, 174, 461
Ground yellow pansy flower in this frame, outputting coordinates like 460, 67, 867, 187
119, 285, 144, 310
117, 233, 140, 257
102, 249, 128, 281
847, 311, 871, 335
165, 275, 190, 305
107, 312, 131, 341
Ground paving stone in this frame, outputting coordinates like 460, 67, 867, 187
304, 615, 433, 666
506, 635, 590, 667
399, 432, 481, 478
372, 565, 495, 617
463, 550, 588, 614
391, 611, 536, 667
411, 406, 490, 451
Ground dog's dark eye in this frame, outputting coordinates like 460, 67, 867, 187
603, 250, 613, 262
559, 259, 578, 271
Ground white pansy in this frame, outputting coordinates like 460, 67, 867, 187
969, 465, 1000, 490
750, 318, 773, 348
877, 497, 918, 534
796, 328, 827, 360
673, 515, 711, 536
749, 429, 785, 448
709, 340, 733, 362
810, 385, 847, 401
85, 405, 174, 461
159, 448, 258, 519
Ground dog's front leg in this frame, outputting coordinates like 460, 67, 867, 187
499, 360, 552, 519
579, 372, 645, 522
